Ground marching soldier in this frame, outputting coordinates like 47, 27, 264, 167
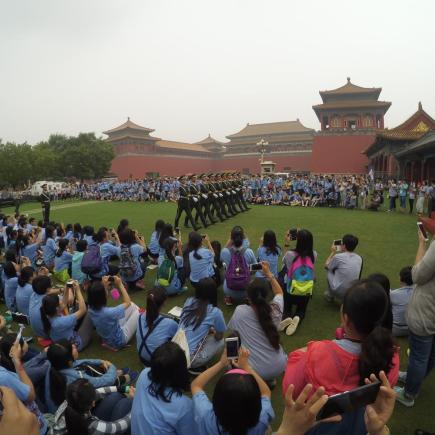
217, 173, 234, 217
39, 184, 51, 225
187, 175, 208, 228
207, 173, 225, 222
223, 173, 240, 215
237, 172, 250, 211
174, 176, 199, 231
198, 174, 217, 225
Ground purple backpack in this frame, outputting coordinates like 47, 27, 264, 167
81, 244, 103, 275
225, 249, 250, 291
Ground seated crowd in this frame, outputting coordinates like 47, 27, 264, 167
0, 210, 434, 435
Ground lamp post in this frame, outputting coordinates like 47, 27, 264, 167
257, 138, 269, 163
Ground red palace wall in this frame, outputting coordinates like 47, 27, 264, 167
310, 134, 375, 174
111, 153, 312, 178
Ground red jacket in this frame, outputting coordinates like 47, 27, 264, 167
282, 340, 399, 398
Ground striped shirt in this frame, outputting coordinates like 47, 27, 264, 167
50, 386, 131, 435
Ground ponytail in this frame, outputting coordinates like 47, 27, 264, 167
49, 367, 67, 406
247, 279, 280, 350
359, 325, 394, 385
40, 294, 59, 335
343, 279, 395, 385
65, 379, 96, 435
56, 238, 69, 258
146, 287, 167, 330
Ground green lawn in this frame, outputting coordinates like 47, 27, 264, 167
2, 200, 433, 434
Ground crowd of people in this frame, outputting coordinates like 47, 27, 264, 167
0, 204, 435, 435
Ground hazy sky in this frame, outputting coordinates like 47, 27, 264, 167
1, 0, 434, 144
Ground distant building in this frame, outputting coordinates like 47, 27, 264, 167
364, 103, 435, 180
106, 79, 434, 179
310, 78, 391, 174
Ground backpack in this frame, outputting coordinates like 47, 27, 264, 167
157, 256, 175, 287
286, 255, 315, 296
81, 244, 103, 275
119, 244, 137, 277
225, 249, 250, 291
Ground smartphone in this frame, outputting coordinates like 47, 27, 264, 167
108, 276, 115, 283
175, 227, 180, 235
317, 381, 381, 420
250, 263, 263, 272
417, 222, 429, 242
11, 312, 30, 326
225, 337, 239, 360
15, 324, 25, 348
333, 239, 342, 246
289, 228, 298, 241
66, 280, 74, 289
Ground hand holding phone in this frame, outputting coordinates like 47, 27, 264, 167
225, 337, 239, 360
289, 228, 298, 241
417, 222, 429, 242
333, 239, 342, 252
250, 263, 263, 272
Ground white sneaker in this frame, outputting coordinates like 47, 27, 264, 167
394, 386, 415, 407
278, 317, 293, 332
286, 316, 300, 336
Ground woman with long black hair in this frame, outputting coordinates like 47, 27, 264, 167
50, 379, 134, 435
42, 225, 57, 269
228, 261, 287, 382
279, 229, 317, 335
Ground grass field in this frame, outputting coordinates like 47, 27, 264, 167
2, 200, 434, 434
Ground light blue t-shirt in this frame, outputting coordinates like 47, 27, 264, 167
99, 242, 121, 275
189, 248, 215, 283
193, 391, 274, 435
149, 231, 160, 255
88, 304, 125, 348
4, 275, 18, 311
29, 292, 47, 338
180, 297, 226, 354
43, 238, 57, 265
16, 283, 33, 316
54, 251, 73, 272
121, 243, 145, 282
131, 368, 197, 435
49, 314, 80, 348
256, 246, 282, 278
136, 314, 178, 363
71, 251, 86, 283
22, 243, 40, 264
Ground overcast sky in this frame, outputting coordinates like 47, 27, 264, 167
1, 0, 434, 144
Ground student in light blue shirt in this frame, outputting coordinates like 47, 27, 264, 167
29, 275, 54, 338
20, 233, 41, 265
191, 347, 274, 435
94, 227, 121, 277
136, 287, 178, 365
82, 225, 95, 245
118, 228, 147, 289
16, 266, 35, 316
71, 239, 87, 284
148, 219, 165, 260
43, 225, 57, 268
3, 262, 19, 311
40, 282, 92, 351
53, 238, 73, 282
188, 232, 216, 286
88, 276, 140, 350
179, 278, 226, 369
256, 230, 281, 278
131, 342, 196, 435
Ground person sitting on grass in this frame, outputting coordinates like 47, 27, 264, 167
50, 378, 135, 435
279, 229, 317, 336
71, 239, 88, 285
40, 281, 93, 351
282, 279, 399, 434
87, 276, 140, 350
256, 230, 281, 279
179, 278, 226, 372
390, 266, 414, 337
367, 273, 393, 331
93, 227, 121, 278
156, 236, 187, 295
3, 259, 19, 312
15, 265, 35, 316
148, 219, 165, 263
136, 287, 178, 366
191, 347, 274, 434
220, 226, 256, 306
53, 239, 73, 284
228, 262, 287, 384
118, 228, 147, 290
324, 234, 362, 302
131, 342, 194, 435
42, 225, 57, 270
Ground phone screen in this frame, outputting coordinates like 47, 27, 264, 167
417, 222, 429, 241
289, 228, 298, 240
250, 263, 263, 272
333, 239, 342, 246
317, 381, 381, 420
226, 338, 239, 359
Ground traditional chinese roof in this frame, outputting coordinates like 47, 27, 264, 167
395, 131, 435, 157
313, 100, 391, 111
103, 118, 155, 135
195, 134, 227, 146
320, 78, 382, 97
226, 120, 314, 139
156, 140, 210, 153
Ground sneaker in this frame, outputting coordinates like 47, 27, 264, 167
224, 296, 233, 306
395, 386, 415, 407
278, 317, 293, 332
398, 370, 407, 384
286, 316, 300, 336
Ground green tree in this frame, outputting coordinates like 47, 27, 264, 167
0, 142, 34, 187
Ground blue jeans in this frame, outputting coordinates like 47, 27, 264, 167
389, 196, 397, 210
399, 195, 407, 208
405, 332, 435, 397
94, 392, 132, 423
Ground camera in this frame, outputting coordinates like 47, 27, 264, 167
66, 280, 74, 288
108, 276, 115, 283
289, 228, 298, 241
